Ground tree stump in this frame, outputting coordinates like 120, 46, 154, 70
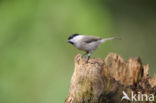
65, 53, 156, 103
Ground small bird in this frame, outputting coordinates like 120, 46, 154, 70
67, 34, 120, 62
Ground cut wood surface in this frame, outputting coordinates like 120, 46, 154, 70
65, 53, 156, 103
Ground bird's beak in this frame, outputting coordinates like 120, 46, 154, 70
67, 40, 74, 44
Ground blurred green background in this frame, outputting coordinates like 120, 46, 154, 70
0, 0, 156, 103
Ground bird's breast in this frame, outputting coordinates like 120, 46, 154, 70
74, 42, 100, 52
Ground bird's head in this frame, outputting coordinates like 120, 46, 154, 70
67, 34, 79, 45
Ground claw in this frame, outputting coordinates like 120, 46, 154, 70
85, 56, 90, 63
77, 55, 82, 62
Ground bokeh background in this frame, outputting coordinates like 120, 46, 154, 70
0, 0, 156, 103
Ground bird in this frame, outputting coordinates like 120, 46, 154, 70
67, 34, 120, 62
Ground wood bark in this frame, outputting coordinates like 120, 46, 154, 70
65, 53, 156, 103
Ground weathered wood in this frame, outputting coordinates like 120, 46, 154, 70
65, 53, 156, 103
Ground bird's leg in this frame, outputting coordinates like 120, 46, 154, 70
85, 51, 93, 63
77, 51, 88, 61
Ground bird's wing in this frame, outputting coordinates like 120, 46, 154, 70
83, 36, 102, 43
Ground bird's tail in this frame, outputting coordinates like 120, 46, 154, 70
101, 37, 121, 43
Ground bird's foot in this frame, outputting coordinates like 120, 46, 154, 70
77, 55, 82, 62
85, 56, 90, 63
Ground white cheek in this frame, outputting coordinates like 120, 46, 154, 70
70, 39, 75, 43
72, 35, 84, 43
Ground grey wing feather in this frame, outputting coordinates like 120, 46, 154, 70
83, 36, 102, 43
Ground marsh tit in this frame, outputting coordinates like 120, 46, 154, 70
67, 34, 120, 62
